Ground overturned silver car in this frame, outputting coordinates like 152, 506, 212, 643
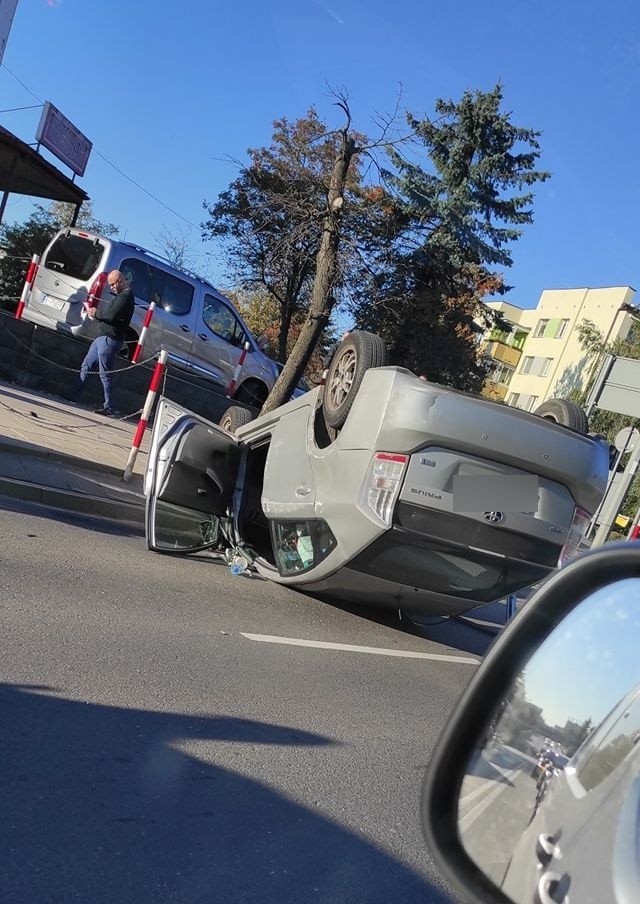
144, 331, 609, 617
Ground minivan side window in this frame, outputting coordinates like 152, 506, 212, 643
202, 294, 247, 347
120, 257, 194, 316
44, 235, 105, 281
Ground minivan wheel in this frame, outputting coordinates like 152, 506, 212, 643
323, 331, 388, 429
234, 379, 268, 409
219, 406, 253, 434
532, 398, 589, 434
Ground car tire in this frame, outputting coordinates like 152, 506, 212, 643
532, 398, 589, 434
219, 405, 253, 434
323, 331, 388, 429
234, 379, 268, 409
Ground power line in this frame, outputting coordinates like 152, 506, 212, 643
1, 64, 42, 102
1, 63, 201, 231
0, 104, 43, 114
92, 149, 200, 230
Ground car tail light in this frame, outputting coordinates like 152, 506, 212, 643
87, 271, 108, 308
364, 452, 409, 526
558, 507, 591, 568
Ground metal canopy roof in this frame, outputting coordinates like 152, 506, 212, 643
0, 125, 89, 205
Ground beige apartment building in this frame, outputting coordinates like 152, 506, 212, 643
481, 286, 637, 410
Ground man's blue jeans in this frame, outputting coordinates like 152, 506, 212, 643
79, 335, 123, 410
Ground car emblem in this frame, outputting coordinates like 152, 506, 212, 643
483, 511, 504, 524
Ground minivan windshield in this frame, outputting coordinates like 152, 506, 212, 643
44, 234, 105, 282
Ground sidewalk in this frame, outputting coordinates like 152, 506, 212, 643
0, 380, 147, 524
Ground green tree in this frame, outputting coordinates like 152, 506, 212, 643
48, 200, 118, 237
202, 107, 365, 364
0, 201, 117, 312
152, 223, 201, 272
352, 85, 550, 390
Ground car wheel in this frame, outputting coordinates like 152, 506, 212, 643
234, 379, 268, 409
219, 405, 253, 434
323, 331, 388, 429
532, 398, 589, 434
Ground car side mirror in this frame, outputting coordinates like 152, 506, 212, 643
421, 543, 640, 904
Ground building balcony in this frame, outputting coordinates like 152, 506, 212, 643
481, 381, 509, 402
483, 340, 522, 367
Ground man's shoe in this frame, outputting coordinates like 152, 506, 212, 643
94, 407, 114, 417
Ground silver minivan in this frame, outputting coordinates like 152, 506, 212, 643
22, 227, 280, 407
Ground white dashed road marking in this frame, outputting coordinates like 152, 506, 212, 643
240, 633, 480, 665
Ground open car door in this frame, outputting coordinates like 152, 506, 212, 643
145, 397, 241, 554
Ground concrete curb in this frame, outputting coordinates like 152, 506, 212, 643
0, 436, 139, 484
0, 475, 145, 526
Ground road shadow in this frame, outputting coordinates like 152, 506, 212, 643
0, 683, 452, 904
305, 591, 503, 658
464, 748, 516, 788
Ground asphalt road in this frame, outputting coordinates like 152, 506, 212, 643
0, 497, 497, 904
458, 742, 538, 887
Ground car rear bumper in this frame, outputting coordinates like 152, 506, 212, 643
294, 508, 555, 616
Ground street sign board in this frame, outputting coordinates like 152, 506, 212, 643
587, 356, 640, 418
35, 102, 92, 177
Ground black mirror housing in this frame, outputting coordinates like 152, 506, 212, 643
421, 543, 640, 904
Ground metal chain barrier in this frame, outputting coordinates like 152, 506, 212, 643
0, 308, 157, 375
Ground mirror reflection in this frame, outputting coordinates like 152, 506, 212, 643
457, 578, 640, 904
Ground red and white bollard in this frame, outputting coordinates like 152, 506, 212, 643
131, 301, 156, 364
226, 341, 250, 398
122, 349, 168, 482
15, 254, 40, 319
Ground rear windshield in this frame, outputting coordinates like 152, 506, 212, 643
43, 234, 105, 281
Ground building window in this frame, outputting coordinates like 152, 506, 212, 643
507, 392, 539, 412
489, 327, 511, 343
521, 356, 554, 377
533, 319, 549, 338
512, 330, 528, 350
490, 363, 515, 385
555, 319, 570, 339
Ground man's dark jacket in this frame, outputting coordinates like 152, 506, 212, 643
95, 288, 135, 341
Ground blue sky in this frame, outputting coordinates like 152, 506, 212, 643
1, 0, 639, 310
521, 578, 640, 729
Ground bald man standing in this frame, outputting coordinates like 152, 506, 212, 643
78, 270, 135, 416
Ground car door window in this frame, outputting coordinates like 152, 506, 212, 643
151, 270, 193, 315
120, 258, 194, 315
202, 294, 246, 347
575, 689, 640, 792
121, 257, 153, 303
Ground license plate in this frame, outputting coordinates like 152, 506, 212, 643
41, 295, 65, 311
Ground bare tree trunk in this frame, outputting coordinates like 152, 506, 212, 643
262, 129, 357, 412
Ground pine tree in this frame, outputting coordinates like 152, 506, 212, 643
353, 85, 549, 390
